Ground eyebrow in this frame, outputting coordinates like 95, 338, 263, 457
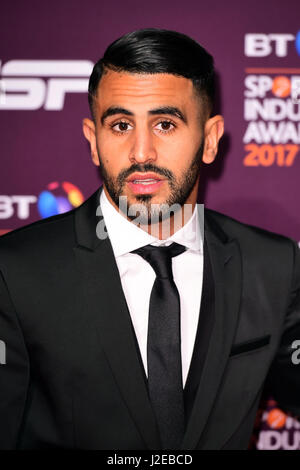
100, 106, 187, 125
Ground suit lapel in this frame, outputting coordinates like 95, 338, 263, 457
180, 208, 242, 449
183, 235, 215, 422
73, 187, 161, 449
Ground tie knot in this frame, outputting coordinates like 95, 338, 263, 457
131, 242, 186, 279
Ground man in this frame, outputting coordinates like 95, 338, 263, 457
0, 28, 299, 450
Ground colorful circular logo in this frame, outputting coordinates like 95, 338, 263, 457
37, 181, 84, 219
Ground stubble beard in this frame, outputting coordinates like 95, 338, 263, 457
98, 140, 204, 226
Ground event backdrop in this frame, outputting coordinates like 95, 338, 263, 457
1, 0, 299, 450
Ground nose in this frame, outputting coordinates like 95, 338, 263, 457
129, 125, 158, 164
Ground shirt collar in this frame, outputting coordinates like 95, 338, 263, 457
100, 188, 203, 258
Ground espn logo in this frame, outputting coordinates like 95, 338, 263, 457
0, 60, 94, 110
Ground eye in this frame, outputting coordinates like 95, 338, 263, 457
109, 119, 177, 135
155, 120, 176, 134
110, 121, 133, 134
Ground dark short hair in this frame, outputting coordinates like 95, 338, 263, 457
88, 28, 215, 122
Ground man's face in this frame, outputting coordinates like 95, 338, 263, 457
83, 70, 223, 224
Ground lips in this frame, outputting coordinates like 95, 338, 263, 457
126, 173, 166, 194
127, 172, 164, 183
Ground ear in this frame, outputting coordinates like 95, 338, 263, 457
82, 118, 100, 167
202, 115, 224, 164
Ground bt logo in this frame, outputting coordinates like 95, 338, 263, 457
245, 32, 300, 57
0, 182, 84, 220
0, 195, 37, 219
37, 181, 84, 218
0, 60, 93, 110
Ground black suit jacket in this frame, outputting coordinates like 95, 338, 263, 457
0, 186, 299, 450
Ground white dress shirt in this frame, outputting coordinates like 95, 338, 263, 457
100, 189, 204, 387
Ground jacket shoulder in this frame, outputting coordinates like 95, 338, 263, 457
204, 207, 298, 284
204, 206, 297, 247
0, 209, 76, 264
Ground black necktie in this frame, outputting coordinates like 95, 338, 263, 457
131, 242, 186, 450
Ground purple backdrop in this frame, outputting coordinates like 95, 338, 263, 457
1, 0, 299, 449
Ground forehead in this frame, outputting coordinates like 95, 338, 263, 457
95, 70, 196, 108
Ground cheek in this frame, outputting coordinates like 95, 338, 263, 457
96, 134, 127, 169
160, 137, 198, 169
99, 128, 132, 148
